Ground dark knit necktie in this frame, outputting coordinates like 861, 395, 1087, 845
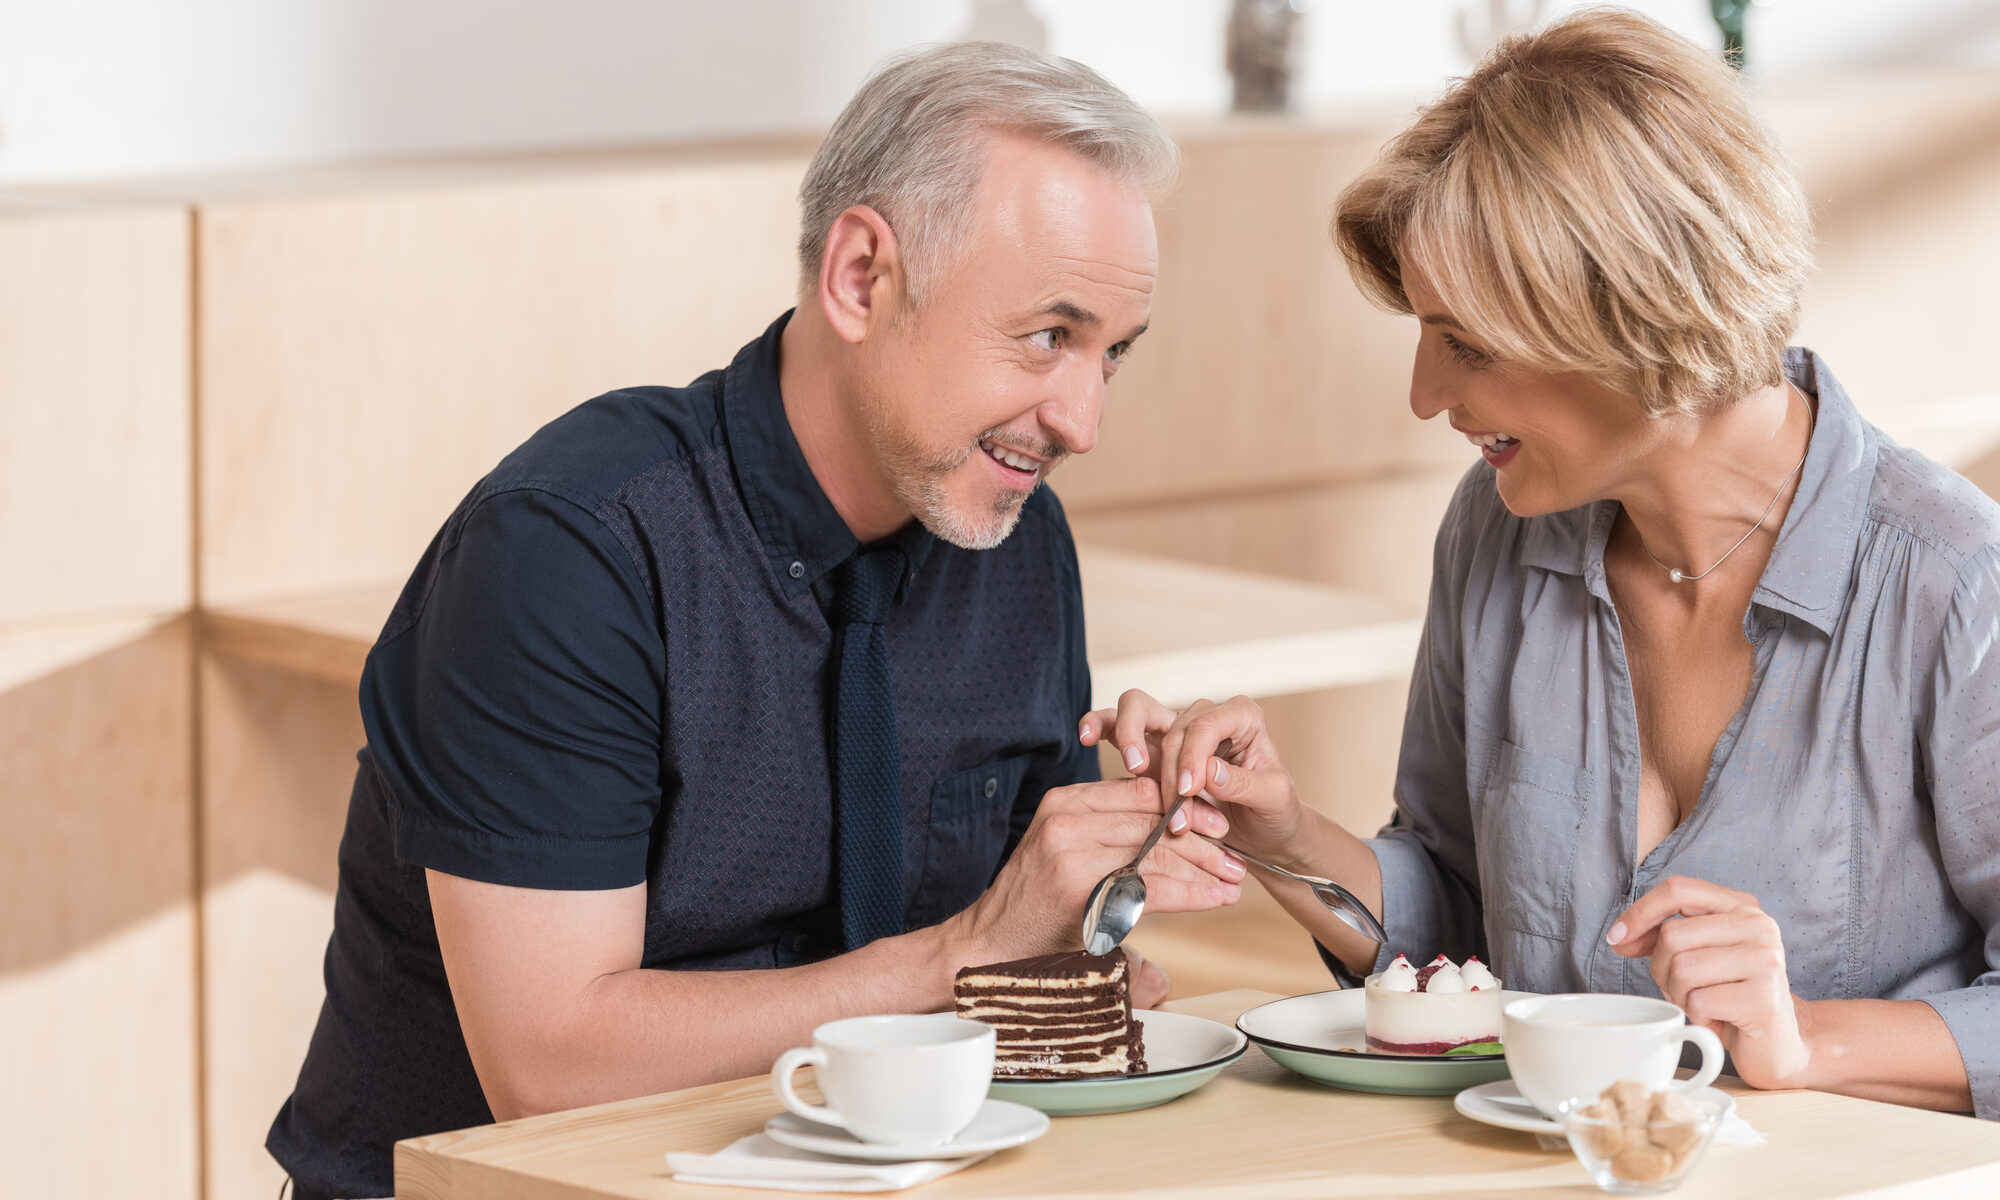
831, 548, 905, 951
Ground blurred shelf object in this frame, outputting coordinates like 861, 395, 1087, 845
201, 547, 1420, 710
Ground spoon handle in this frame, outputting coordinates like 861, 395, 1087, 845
1126, 790, 1191, 872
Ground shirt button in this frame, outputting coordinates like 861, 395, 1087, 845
983, 776, 999, 799
788, 560, 804, 579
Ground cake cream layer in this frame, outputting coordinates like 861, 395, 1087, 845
953, 949, 1146, 1079
995, 1045, 1136, 1077
1362, 982, 1503, 1051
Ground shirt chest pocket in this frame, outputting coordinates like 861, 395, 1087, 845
1471, 738, 1594, 942
905, 754, 1032, 929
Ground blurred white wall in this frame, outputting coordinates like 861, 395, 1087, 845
1, 0, 1997, 185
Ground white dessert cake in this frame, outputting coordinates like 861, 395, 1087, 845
1362, 952, 1503, 1054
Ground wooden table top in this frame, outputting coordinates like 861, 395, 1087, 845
396, 989, 2000, 1199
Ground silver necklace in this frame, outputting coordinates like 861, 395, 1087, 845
1637, 381, 1812, 584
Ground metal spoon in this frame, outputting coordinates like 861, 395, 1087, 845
1208, 839, 1388, 945
1080, 791, 1190, 956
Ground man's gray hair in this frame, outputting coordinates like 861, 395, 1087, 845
797, 41, 1180, 305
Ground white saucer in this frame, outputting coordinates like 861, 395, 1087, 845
764, 1098, 1050, 1162
1453, 1079, 1736, 1135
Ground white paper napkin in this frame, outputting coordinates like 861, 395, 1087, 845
666, 1133, 992, 1193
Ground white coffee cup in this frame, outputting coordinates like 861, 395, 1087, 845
1502, 993, 1724, 1118
771, 1014, 996, 1146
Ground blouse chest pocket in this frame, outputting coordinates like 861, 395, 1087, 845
1471, 737, 1594, 942
905, 754, 1031, 929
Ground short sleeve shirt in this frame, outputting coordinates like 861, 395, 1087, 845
268, 311, 1099, 1197
1345, 348, 2000, 1118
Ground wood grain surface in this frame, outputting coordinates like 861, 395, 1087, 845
397, 989, 2000, 1200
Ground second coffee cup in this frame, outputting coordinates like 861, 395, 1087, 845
1502, 993, 1723, 1118
771, 1013, 996, 1145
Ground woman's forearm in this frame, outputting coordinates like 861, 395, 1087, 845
1797, 997, 1973, 1113
1252, 805, 1384, 976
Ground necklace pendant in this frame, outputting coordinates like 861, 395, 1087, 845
1668, 567, 1685, 583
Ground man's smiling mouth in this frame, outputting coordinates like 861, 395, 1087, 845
979, 438, 1044, 476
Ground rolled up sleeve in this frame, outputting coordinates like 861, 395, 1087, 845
1921, 545, 2000, 1118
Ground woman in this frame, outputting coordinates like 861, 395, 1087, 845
1085, 10, 1999, 1115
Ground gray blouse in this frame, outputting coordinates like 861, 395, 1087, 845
1363, 348, 2000, 1117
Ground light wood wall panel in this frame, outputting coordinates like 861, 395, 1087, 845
1059, 121, 1448, 511
199, 654, 365, 1200
1783, 73, 2000, 417
0, 617, 198, 1200
0, 199, 190, 626
192, 148, 811, 605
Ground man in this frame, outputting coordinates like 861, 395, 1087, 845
269, 41, 1247, 1199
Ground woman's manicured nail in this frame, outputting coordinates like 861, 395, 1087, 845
1212, 759, 1230, 787
1178, 770, 1194, 796
1606, 922, 1627, 945
1222, 853, 1246, 878
1169, 807, 1189, 833
1123, 745, 1145, 772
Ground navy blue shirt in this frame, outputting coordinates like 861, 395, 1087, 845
269, 312, 1098, 1198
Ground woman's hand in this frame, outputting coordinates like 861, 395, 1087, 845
1607, 875, 1814, 1090
1078, 689, 1305, 863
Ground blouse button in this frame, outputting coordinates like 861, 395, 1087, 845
983, 777, 999, 799
788, 561, 805, 579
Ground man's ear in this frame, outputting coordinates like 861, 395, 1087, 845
816, 205, 907, 344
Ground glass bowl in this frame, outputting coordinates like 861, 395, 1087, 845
1556, 1091, 1727, 1194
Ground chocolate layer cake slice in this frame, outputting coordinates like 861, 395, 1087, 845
953, 949, 1147, 1078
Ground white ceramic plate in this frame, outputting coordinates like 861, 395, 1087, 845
1237, 989, 1532, 1095
987, 1009, 1247, 1116
1454, 1079, 1737, 1135
764, 1098, 1049, 1162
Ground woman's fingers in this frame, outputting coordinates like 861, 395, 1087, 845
1173, 696, 1274, 791
1197, 754, 1297, 821
1608, 875, 1759, 957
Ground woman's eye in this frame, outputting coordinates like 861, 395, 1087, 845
1028, 328, 1062, 353
1441, 332, 1492, 367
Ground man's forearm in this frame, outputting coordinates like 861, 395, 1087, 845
486, 922, 965, 1120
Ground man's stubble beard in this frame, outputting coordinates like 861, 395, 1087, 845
862, 406, 1046, 552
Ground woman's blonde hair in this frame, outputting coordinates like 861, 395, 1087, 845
1334, 8, 1813, 415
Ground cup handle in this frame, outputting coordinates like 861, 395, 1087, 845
1668, 1024, 1725, 1093
772, 1046, 844, 1130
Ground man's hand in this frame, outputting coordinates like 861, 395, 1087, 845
1607, 874, 1813, 1090
941, 774, 1244, 976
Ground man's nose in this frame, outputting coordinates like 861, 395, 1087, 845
1040, 373, 1104, 457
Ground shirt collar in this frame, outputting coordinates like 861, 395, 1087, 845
1750, 348, 1876, 633
720, 310, 935, 602
1516, 348, 1876, 635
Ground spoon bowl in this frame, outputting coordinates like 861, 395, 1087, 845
1082, 870, 1148, 956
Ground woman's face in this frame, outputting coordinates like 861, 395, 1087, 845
1402, 268, 1669, 518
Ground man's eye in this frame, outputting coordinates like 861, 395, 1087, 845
1105, 340, 1131, 363
1028, 329, 1062, 352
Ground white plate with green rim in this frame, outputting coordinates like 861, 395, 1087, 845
1238, 989, 1533, 1095
986, 1009, 1247, 1116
